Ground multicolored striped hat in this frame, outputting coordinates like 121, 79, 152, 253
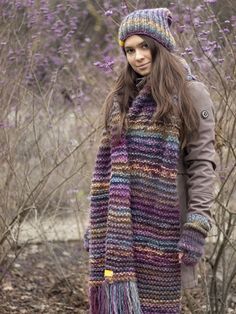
118, 8, 176, 52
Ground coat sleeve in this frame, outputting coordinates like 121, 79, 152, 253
184, 81, 216, 219
178, 81, 216, 266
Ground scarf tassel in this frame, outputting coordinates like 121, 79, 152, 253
89, 281, 142, 314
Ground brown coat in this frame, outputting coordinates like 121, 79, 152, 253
177, 81, 216, 289
84, 80, 216, 289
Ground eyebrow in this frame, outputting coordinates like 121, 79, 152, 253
124, 40, 145, 49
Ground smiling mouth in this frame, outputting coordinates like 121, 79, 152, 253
137, 62, 151, 69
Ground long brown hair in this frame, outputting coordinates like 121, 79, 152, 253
103, 35, 199, 142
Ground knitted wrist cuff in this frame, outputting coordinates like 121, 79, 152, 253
178, 212, 211, 266
187, 212, 212, 234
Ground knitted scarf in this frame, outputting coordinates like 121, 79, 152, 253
89, 80, 183, 314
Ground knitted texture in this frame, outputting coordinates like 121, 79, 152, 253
118, 8, 176, 52
178, 213, 211, 266
89, 83, 182, 313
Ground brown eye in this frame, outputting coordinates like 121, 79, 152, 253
142, 43, 149, 49
125, 48, 134, 54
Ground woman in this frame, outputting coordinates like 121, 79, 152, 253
84, 8, 216, 314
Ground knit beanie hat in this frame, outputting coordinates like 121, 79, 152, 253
118, 8, 176, 52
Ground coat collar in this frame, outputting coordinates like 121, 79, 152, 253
135, 76, 148, 91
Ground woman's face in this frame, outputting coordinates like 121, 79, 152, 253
124, 35, 152, 76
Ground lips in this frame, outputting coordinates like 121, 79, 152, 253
137, 62, 151, 69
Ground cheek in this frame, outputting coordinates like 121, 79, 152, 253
126, 55, 134, 66
146, 51, 152, 60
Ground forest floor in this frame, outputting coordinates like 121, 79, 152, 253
0, 240, 235, 314
0, 240, 89, 314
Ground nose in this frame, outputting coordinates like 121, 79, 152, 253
135, 49, 144, 61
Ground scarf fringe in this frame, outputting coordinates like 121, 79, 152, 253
89, 281, 142, 314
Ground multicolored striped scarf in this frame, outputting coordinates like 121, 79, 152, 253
89, 82, 182, 313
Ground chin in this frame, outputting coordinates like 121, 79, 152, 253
133, 66, 151, 77
138, 71, 151, 76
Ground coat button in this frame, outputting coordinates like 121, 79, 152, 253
201, 110, 209, 119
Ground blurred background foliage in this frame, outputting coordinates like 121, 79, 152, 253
0, 0, 235, 313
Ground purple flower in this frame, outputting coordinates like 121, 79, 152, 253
94, 56, 114, 73
203, 46, 211, 52
204, 0, 217, 3
27, 0, 34, 6
50, 56, 62, 66
15, 0, 24, 9
208, 40, 217, 46
195, 5, 204, 12
185, 47, 193, 53
193, 17, 201, 27
105, 10, 113, 17
223, 28, 230, 33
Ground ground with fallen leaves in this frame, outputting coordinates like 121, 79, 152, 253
0, 240, 235, 313
0, 241, 89, 314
